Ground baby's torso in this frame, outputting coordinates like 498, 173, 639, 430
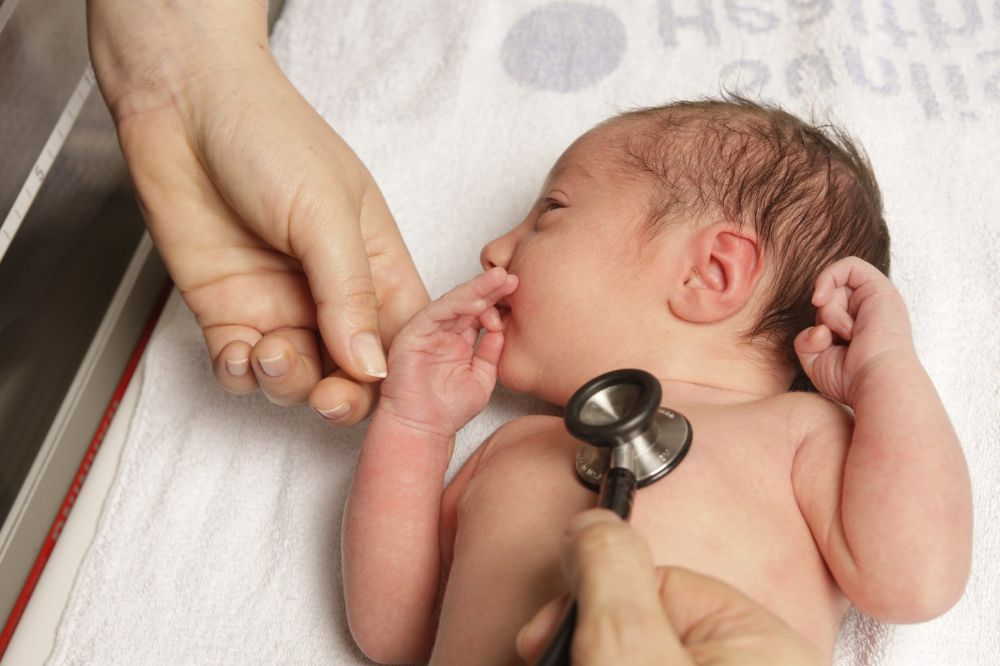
431, 393, 849, 665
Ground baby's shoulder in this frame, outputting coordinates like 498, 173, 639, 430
450, 415, 570, 498
763, 390, 854, 448
470, 414, 572, 466
480, 414, 566, 450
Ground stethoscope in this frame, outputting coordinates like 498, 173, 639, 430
535, 368, 693, 666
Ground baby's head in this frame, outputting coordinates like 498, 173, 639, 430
483, 97, 889, 404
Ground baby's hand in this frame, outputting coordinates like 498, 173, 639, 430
377, 267, 518, 439
793, 257, 915, 406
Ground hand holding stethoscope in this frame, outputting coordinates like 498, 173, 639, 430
517, 509, 824, 666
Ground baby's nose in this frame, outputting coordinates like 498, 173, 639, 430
480, 237, 509, 271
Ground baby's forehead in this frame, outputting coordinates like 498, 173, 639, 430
546, 122, 649, 186
550, 109, 766, 198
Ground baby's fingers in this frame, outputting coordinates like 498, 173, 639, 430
472, 330, 504, 374
812, 257, 884, 306
816, 295, 855, 341
480, 306, 502, 332
418, 268, 517, 330
794, 324, 833, 357
810, 264, 856, 340
455, 267, 517, 310
794, 326, 848, 402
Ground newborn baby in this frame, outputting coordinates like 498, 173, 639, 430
342, 99, 972, 664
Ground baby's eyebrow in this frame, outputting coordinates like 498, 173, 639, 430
549, 162, 594, 182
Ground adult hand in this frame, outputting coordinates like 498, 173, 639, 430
86, 0, 428, 423
516, 510, 823, 665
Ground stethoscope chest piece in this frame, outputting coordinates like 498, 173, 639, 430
566, 369, 692, 491
574, 406, 692, 490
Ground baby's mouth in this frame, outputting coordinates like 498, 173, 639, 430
496, 301, 512, 321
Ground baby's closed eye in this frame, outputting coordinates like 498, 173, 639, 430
540, 197, 564, 213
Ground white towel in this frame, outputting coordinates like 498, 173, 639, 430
50, 1, 1000, 664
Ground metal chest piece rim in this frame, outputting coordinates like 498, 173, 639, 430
565, 368, 693, 490
574, 406, 692, 489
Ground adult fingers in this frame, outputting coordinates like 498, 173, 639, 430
515, 594, 571, 664
357, 185, 431, 346
192, 63, 393, 384
249, 328, 323, 406
213, 340, 259, 394
657, 567, 824, 666
297, 194, 389, 382
562, 510, 692, 666
212, 327, 324, 408
206, 325, 262, 394
309, 371, 380, 426
184, 56, 430, 407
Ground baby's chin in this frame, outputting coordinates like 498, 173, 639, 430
496, 354, 571, 407
496, 354, 528, 395
496, 351, 545, 397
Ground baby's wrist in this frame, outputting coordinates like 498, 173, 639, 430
849, 346, 922, 404
372, 401, 457, 448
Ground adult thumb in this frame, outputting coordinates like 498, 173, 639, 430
298, 205, 388, 382
517, 510, 692, 665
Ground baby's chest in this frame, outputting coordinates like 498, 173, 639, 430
456, 419, 805, 568
435, 415, 838, 663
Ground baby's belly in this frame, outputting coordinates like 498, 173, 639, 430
431, 424, 847, 665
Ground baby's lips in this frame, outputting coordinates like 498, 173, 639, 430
494, 273, 516, 320
495, 299, 512, 324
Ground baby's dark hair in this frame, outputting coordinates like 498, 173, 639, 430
608, 95, 890, 390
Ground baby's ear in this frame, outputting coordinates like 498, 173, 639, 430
670, 222, 764, 324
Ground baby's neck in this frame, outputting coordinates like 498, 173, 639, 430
639, 334, 795, 406
657, 377, 779, 406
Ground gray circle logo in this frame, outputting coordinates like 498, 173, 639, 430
501, 2, 626, 92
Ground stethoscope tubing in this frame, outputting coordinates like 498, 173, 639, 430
534, 467, 638, 666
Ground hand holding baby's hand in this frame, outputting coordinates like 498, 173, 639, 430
378, 268, 518, 439
794, 257, 914, 406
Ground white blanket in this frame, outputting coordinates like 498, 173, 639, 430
50, 1, 1000, 664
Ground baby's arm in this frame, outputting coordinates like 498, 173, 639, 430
792, 257, 972, 622
342, 268, 517, 663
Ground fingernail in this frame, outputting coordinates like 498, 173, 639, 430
515, 619, 548, 660
514, 625, 531, 659
567, 509, 620, 537
316, 403, 351, 420
352, 332, 387, 378
226, 358, 249, 377
258, 353, 290, 378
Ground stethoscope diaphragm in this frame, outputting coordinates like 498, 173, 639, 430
565, 368, 692, 490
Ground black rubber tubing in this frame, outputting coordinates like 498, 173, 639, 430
533, 466, 637, 666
